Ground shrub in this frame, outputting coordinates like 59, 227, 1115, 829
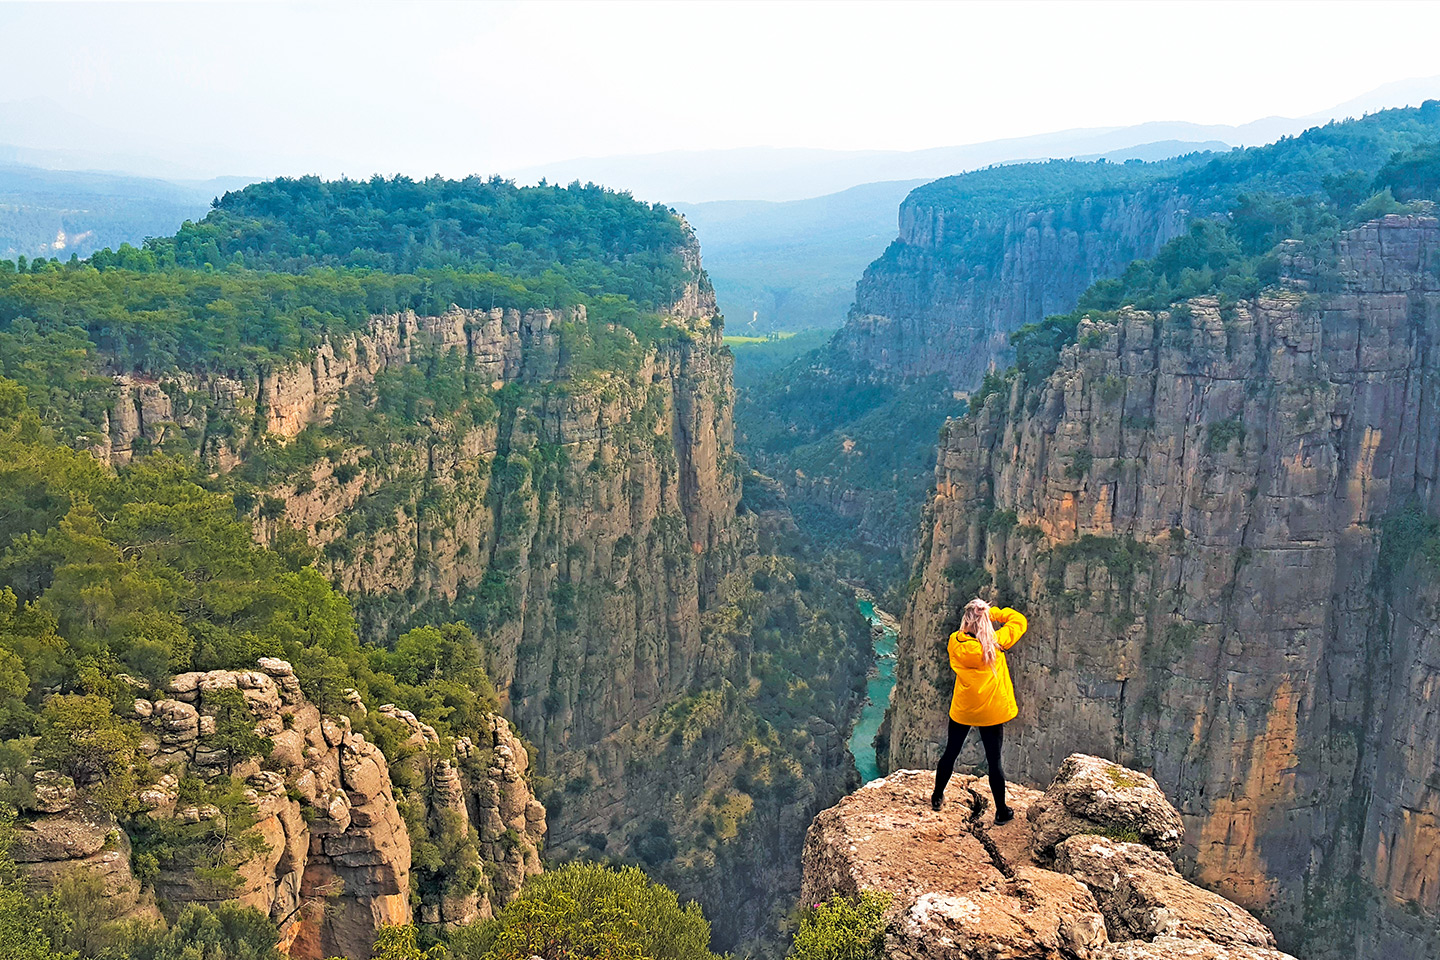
787, 891, 891, 960
1205, 417, 1246, 454
449, 862, 722, 960
110, 902, 283, 960
1066, 450, 1094, 479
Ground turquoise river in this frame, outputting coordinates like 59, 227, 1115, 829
848, 600, 898, 783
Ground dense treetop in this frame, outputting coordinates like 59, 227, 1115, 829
903, 155, 1208, 225
987, 103, 1440, 390
0, 176, 702, 384
154, 176, 696, 310
903, 101, 1440, 227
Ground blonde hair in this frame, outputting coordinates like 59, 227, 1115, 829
962, 598, 998, 669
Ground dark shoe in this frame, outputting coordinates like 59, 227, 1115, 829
931, 793, 944, 811
994, 805, 1014, 825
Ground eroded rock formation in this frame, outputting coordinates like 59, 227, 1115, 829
14, 659, 545, 958
800, 756, 1295, 959
887, 216, 1440, 958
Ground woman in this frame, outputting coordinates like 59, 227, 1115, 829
932, 597, 1028, 822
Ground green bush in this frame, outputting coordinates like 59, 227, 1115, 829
106, 903, 282, 960
448, 862, 722, 960
1205, 417, 1246, 454
787, 892, 891, 960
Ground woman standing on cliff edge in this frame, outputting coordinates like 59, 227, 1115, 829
932, 598, 1028, 823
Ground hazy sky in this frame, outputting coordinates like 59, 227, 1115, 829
4, 0, 1440, 180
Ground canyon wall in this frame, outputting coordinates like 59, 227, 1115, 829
833, 184, 1190, 389
886, 215, 1440, 958
89, 287, 745, 774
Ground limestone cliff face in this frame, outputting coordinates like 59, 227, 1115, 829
833, 186, 1190, 389
92, 305, 582, 467
88, 261, 744, 776
14, 659, 545, 958
887, 216, 1440, 959
80, 231, 845, 946
801, 755, 1295, 959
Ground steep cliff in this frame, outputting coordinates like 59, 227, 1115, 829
836, 180, 1191, 389
801, 754, 1295, 959
887, 215, 1440, 958
14, 658, 544, 958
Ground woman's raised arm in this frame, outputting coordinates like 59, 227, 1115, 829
989, 606, 1028, 650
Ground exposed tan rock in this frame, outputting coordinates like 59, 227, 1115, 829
17, 659, 547, 960
800, 761, 1296, 960
12, 798, 152, 918
1056, 837, 1275, 947
1030, 755, 1186, 858
802, 770, 1109, 960
29, 771, 76, 814
1100, 941, 1297, 960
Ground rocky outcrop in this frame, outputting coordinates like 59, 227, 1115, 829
396, 709, 546, 929
1030, 755, 1185, 858
144, 660, 410, 960
799, 757, 1294, 960
886, 216, 1440, 959
14, 659, 546, 959
11, 794, 155, 922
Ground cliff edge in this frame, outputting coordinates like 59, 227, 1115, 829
801, 755, 1297, 959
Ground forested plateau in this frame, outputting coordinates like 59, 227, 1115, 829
0, 175, 872, 958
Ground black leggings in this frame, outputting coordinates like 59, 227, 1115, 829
933, 720, 1006, 810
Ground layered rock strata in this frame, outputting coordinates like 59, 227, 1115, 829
886, 216, 1440, 958
14, 658, 544, 959
92, 305, 578, 466
799, 756, 1294, 960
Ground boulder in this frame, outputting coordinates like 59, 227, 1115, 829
1056, 836, 1276, 947
30, 771, 76, 814
1029, 754, 1186, 858
1099, 939, 1298, 960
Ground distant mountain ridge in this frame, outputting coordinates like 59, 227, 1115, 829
0, 162, 250, 260
511, 75, 1440, 204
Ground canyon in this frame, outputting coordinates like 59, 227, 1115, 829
48, 221, 867, 951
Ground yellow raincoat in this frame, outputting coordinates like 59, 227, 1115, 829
947, 606, 1028, 726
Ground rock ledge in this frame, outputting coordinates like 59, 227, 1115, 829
800, 755, 1298, 959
